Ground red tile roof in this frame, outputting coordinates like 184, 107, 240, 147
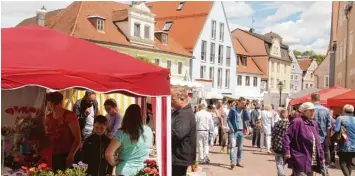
17, 1, 191, 57
147, 1, 214, 51
297, 58, 313, 71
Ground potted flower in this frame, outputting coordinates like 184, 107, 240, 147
136, 159, 159, 176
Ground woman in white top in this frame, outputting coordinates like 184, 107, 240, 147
260, 104, 274, 153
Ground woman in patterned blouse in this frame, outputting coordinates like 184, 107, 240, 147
271, 108, 290, 176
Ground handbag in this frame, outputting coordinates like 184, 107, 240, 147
331, 116, 347, 145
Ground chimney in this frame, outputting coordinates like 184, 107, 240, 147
36, 6, 47, 26
249, 28, 255, 33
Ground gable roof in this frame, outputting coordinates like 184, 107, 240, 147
147, 1, 214, 51
232, 37, 263, 75
297, 58, 313, 71
17, 1, 191, 57
238, 29, 289, 49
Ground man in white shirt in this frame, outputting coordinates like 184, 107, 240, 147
220, 100, 235, 153
195, 104, 214, 164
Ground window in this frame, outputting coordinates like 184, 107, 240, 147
292, 65, 295, 69
217, 68, 222, 88
237, 75, 242, 86
167, 60, 172, 70
245, 76, 250, 86
200, 65, 206, 79
277, 63, 280, 73
134, 23, 140, 37
270, 78, 274, 88
350, 30, 353, 56
178, 62, 183, 74
237, 56, 240, 66
218, 45, 223, 64
291, 75, 294, 80
211, 20, 216, 40
283, 80, 286, 89
177, 2, 185, 10
284, 64, 287, 74
226, 46, 231, 67
295, 85, 298, 91
290, 84, 293, 91
162, 33, 168, 44
210, 42, 215, 63
97, 19, 104, 31
144, 25, 150, 39
310, 83, 313, 88
276, 79, 279, 88
154, 58, 160, 65
241, 56, 247, 66
201, 40, 207, 61
209, 67, 214, 87
271, 62, 274, 72
305, 83, 308, 89
253, 77, 258, 87
274, 62, 277, 72
324, 75, 329, 87
295, 75, 298, 80
219, 23, 224, 41
162, 21, 173, 31
225, 69, 230, 88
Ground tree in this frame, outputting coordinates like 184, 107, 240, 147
293, 50, 325, 65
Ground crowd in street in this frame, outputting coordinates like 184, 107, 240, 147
171, 86, 355, 176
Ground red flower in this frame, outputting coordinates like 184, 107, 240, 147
5, 108, 14, 115
144, 167, 151, 173
38, 163, 47, 169
151, 168, 158, 174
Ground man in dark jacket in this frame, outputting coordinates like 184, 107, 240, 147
73, 90, 100, 140
81, 115, 112, 176
171, 87, 196, 176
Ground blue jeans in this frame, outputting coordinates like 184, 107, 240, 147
230, 130, 244, 163
275, 153, 285, 176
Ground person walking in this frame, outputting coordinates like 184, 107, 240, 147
260, 104, 274, 153
227, 97, 250, 169
283, 102, 325, 176
171, 87, 196, 176
220, 100, 235, 153
272, 109, 290, 176
311, 93, 332, 175
210, 105, 220, 146
196, 104, 214, 164
217, 100, 224, 146
334, 104, 355, 176
251, 103, 262, 148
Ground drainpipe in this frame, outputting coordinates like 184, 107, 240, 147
344, 5, 350, 88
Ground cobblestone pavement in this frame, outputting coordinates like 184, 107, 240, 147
198, 138, 343, 176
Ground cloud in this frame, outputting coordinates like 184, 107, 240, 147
226, 1, 332, 55
223, 1, 254, 20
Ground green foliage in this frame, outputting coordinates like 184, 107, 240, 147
293, 50, 326, 65
136, 56, 158, 65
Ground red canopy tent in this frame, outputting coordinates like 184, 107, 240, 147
2, 25, 172, 176
288, 86, 349, 106
328, 89, 355, 107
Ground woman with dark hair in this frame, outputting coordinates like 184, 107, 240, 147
45, 92, 81, 172
104, 98, 122, 138
105, 104, 153, 176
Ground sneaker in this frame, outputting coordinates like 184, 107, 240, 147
236, 163, 244, 168
230, 163, 235, 169
267, 150, 272, 154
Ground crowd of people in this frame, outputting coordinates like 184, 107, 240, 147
44, 91, 153, 176
170, 86, 355, 176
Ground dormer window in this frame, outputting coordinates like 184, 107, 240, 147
162, 21, 173, 31
134, 23, 141, 37
97, 19, 104, 31
88, 16, 106, 32
177, 2, 185, 11
162, 33, 168, 44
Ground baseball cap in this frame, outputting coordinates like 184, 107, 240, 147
299, 102, 315, 113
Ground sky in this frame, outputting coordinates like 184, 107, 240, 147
1, 1, 332, 55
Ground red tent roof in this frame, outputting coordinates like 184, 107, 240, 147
327, 89, 355, 107
289, 86, 349, 106
1, 25, 170, 96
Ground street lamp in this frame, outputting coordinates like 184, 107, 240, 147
277, 81, 283, 107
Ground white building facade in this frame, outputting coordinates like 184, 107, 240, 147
191, 2, 237, 97
235, 72, 262, 99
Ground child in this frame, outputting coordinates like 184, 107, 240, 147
271, 109, 290, 176
81, 115, 113, 176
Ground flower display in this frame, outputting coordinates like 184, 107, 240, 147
1, 125, 15, 137
136, 159, 159, 176
20, 161, 88, 176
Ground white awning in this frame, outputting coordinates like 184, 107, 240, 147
170, 79, 203, 88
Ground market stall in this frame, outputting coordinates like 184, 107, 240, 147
288, 86, 349, 106
327, 89, 355, 107
2, 25, 172, 176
